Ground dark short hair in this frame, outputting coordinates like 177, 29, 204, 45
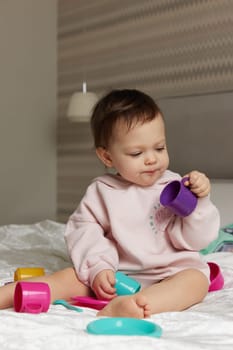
91, 89, 162, 148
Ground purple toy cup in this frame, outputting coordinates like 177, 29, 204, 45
160, 177, 198, 217
14, 281, 50, 313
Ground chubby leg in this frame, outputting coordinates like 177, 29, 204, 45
98, 269, 209, 318
0, 267, 92, 309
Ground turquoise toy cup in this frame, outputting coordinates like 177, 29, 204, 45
115, 272, 141, 295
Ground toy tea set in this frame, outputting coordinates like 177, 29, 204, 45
13, 268, 162, 337
11, 178, 224, 337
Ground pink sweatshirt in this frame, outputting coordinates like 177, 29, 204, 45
65, 170, 220, 288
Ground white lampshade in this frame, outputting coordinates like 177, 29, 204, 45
67, 82, 98, 122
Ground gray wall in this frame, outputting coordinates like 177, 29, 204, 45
158, 91, 233, 178
0, 0, 57, 225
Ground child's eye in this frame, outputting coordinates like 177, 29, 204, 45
129, 152, 141, 157
156, 147, 165, 152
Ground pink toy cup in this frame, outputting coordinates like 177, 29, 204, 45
14, 281, 50, 313
160, 177, 198, 217
208, 262, 224, 292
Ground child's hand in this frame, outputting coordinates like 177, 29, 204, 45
183, 170, 210, 198
92, 269, 117, 300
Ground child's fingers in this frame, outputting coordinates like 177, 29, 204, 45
183, 171, 210, 197
185, 171, 205, 187
97, 285, 116, 300
100, 275, 116, 295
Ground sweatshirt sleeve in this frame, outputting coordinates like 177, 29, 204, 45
166, 196, 220, 251
64, 182, 119, 287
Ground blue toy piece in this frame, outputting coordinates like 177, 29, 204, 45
86, 317, 162, 337
200, 223, 233, 254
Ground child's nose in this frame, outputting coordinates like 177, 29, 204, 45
145, 152, 157, 165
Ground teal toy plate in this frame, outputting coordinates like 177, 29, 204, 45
86, 317, 162, 337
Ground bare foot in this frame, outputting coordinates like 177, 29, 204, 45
97, 294, 151, 318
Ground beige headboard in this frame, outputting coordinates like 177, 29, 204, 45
158, 91, 233, 179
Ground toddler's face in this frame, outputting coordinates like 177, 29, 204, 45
102, 114, 169, 187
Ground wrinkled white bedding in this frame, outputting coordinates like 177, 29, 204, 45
0, 220, 233, 350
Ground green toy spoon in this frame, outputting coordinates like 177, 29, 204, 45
53, 299, 83, 312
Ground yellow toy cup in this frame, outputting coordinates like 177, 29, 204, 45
14, 267, 45, 281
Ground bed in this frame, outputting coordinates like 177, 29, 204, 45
0, 220, 233, 349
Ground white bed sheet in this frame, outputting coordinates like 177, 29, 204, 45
0, 220, 233, 350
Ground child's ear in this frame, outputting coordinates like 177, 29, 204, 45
96, 147, 113, 168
